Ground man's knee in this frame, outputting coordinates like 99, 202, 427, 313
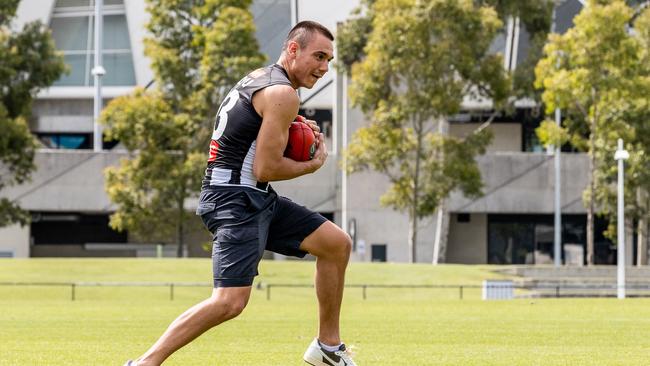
224, 299, 247, 319
341, 232, 353, 257
208, 289, 250, 320
302, 222, 352, 260
325, 230, 352, 261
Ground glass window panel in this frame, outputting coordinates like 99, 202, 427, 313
38, 135, 58, 148
515, 26, 530, 67
534, 224, 554, 264
89, 53, 135, 86
555, 0, 583, 35
59, 135, 88, 149
56, 0, 90, 7
89, 15, 131, 51
50, 17, 90, 51
488, 31, 507, 56
488, 221, 534, 264
102, 15, 131, 50
53, 54, 89, 86
251, 0, 291, 63
56, 0, 123, 8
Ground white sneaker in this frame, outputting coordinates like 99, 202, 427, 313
123, 361, 137, 366
303, 338, 357, 366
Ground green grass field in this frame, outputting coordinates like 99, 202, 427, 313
1, 259, 648, 365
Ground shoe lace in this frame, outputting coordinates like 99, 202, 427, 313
334, 347, 356, 365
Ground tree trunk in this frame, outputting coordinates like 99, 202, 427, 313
637, 188, 648, 266
637, 217, 647, 266
408, 213, 417, 263
626, 218, 634, 267
586, 124, 596, 265
438, 203, 450, 264
432, 118, 450, 265
432, 200, 450, 265
176, 197, 185, 258
410, 118, 423, 263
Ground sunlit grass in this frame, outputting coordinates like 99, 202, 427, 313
1, 259, 647, 365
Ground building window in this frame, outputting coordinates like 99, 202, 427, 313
371, 244, 387, 262
37, 132, 120, 150
554, 0, 584, 35
37, 133, 92, 149
50, 0, 136, 86
299, 108, 332, 138
487, 214, 615, 265
251, 0, 291, 63
457, 213, 471, 223
31, 212, 127, 245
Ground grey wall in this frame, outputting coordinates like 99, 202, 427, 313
0, 224, 30, 258
0, 150, 338, 213
449, 123, 522, 152
446, 213, 487, 264
448, 153, 588, 214
345, 169, 437, 263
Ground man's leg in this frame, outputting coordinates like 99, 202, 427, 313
299, 221, 352, 346
134, 286, 252, 366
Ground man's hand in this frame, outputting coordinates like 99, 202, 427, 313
295, 115, 326, 171
252, 86, 327, 182
296, 115, 320, 138
308, 132, 327, 171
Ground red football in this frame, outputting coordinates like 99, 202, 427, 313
284, 121, 317, 161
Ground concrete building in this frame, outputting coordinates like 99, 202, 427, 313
0, 0, 634, 265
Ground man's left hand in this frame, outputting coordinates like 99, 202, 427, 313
296, 115, 320, 137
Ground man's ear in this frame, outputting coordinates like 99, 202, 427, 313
287, 40, 299, 57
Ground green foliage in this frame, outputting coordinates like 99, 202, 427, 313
337, 0, 555, 99
535, 0, 650, 246
0, 0, 19, 27
0, 2, 65, 228
535, 119, 570, 148
101, 0, 264, 255
334, 0, 376, 73
342, 0, 508, 261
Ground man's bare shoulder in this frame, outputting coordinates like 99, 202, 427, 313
254, 84, 299, 118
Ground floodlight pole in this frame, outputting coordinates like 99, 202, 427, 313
550, 8, 562, 267
341, 73, 348, 236
92, 0, 105, 152
614, 139, 629, 299
554, 107, 562, 267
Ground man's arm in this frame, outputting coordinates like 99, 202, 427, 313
252, 84, 327, 182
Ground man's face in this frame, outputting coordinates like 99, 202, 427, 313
287, 33, 334, 89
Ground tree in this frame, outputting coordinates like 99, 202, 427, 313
337, 0, 555, 98
534, 0, 649, 265
101, 0, 265, 257
337, 0, 556, 263
0, 0, 65, 228
591, 3, 650, 265
341, 0, 510, 263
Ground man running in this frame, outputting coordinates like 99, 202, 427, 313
124, 21, 357, 366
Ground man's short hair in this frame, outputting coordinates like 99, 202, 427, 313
282, 21, 334, 51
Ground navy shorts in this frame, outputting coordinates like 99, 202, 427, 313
196, 186, 327, 288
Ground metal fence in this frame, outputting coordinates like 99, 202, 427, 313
0, 281, 206, 301
2, 282, 650, 301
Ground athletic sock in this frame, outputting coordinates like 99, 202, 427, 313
318, 340, 342, 352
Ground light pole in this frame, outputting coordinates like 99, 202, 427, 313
550, 7, 562, 267
614, 138, 629, 299
92, 0, 105, 152
554, 107, 562, 267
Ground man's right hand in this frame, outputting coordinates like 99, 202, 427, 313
308, 132, 327, 172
